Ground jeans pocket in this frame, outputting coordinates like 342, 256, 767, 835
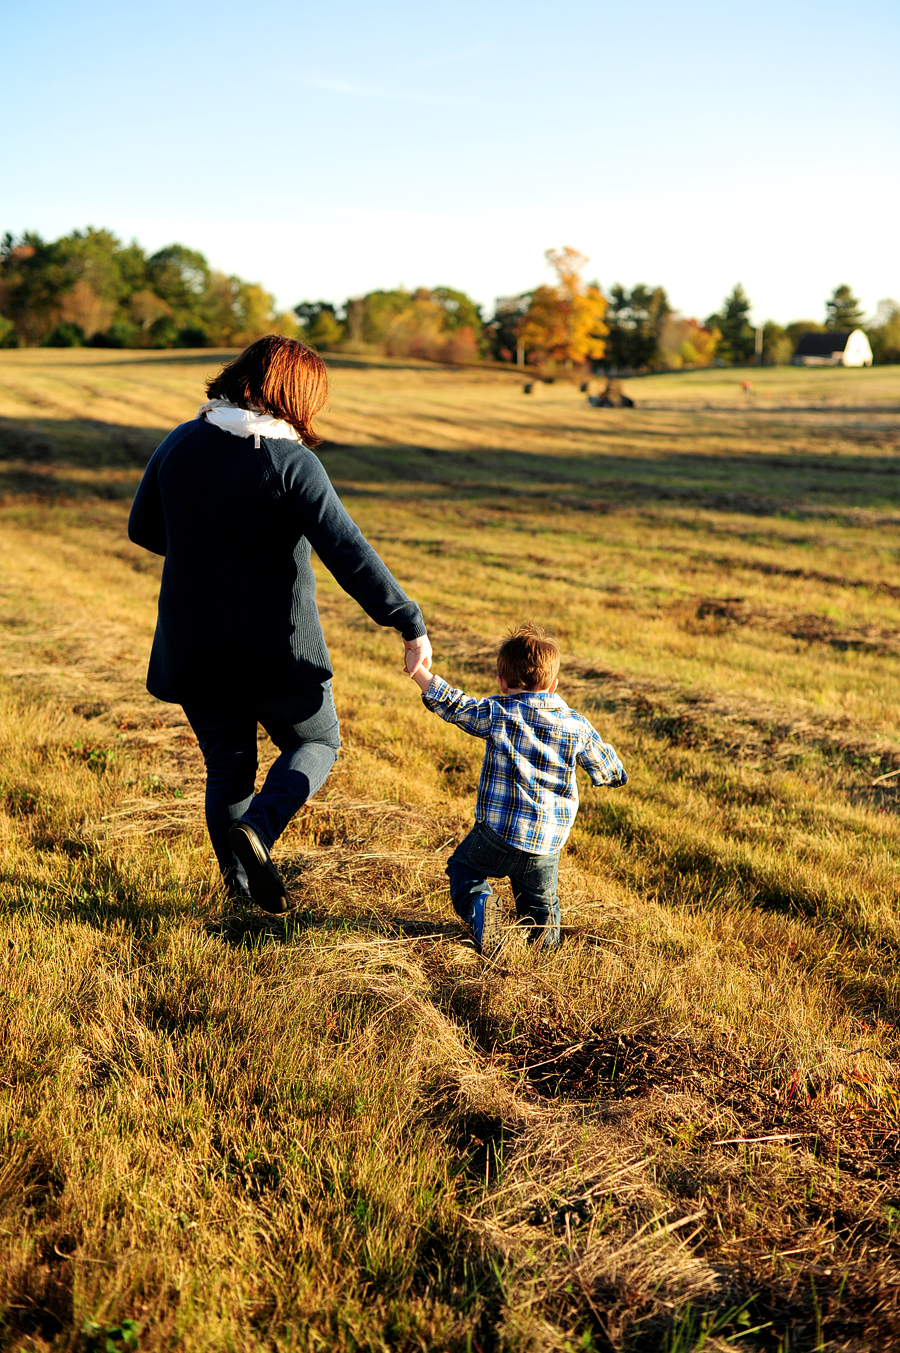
463, 826, 507, 876
524, 850, 560, 888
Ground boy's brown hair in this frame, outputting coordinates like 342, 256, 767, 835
497, 623, 561, 691
206, 334, 329, 448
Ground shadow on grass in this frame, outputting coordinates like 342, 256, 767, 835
628, 1281, 900, 1353
2, 413, 900, 514
40, 350, 235, 368
300, 435, 900, 517
0, 414, 165, 468
0, 462, 142, 499
205, 906, 468, 949
318, 439, 900, 516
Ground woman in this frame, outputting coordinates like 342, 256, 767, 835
128, 335, 431, 912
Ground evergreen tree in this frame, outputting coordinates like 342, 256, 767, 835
707, 284, 755, 364
604, 283, 670, 368
825, 283, 863, 331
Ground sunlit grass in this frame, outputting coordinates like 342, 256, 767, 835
1, 351, 899, 1349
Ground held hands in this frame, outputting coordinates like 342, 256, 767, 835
404, 634, 434, 689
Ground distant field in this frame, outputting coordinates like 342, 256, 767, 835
2, 349, 900, 1351
608, 361, 900, 405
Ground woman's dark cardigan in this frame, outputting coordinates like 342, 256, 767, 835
128, 418, 426, 705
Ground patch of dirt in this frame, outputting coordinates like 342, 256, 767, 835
448, 1006, 900, 1350
512, 1025, 900, 1326
702, 553, 900, 602
682, 594, 900, 656
504, 1027, 900, 1164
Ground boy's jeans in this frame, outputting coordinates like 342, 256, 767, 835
446, 821, 561, 947
183, 682, 341, 891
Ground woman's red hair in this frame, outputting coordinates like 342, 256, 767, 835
205, 334, 329, 448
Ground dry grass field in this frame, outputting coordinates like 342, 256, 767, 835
1, 348, 900, 1351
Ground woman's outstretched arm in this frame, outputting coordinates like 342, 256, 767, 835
273, 442, 428, 640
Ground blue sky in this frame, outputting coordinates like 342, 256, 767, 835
3, 0, 898, 324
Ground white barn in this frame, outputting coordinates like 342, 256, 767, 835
793, 329, 873, 367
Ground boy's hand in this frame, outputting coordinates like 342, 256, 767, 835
404, 635, 433, 678
409, 663, 437, 694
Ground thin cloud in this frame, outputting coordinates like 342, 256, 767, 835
271, 69, 483, 106
398, 44, 486, 73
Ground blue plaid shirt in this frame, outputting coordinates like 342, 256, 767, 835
422, 676, 627, 855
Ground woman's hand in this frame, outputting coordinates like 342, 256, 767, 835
404, 635, 433, 679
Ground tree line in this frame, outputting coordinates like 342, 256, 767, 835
0, 229, 296, 351
2, 227, 898, 368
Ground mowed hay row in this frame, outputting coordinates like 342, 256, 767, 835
1, 351, 900, 1349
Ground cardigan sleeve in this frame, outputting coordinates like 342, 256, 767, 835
271, 442, 427, 640
128, 448, 168, 557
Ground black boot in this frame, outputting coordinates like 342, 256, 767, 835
222, 866, 254, 907
228, 821, 288, 914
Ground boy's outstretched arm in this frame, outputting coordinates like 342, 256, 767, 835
576, 723, 628, 786
408, 667, 493, 739
408, 661, 437, 693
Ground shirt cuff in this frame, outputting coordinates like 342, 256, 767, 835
421, 674, 452, 706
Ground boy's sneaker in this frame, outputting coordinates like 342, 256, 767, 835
228, 821, 288, 914
470, 887, 502, 956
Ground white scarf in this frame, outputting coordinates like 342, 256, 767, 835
198, 399, 303, 449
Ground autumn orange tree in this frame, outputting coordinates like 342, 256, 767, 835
518, 246, 608, 366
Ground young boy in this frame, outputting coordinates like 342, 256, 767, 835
409, 623, 627, 953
